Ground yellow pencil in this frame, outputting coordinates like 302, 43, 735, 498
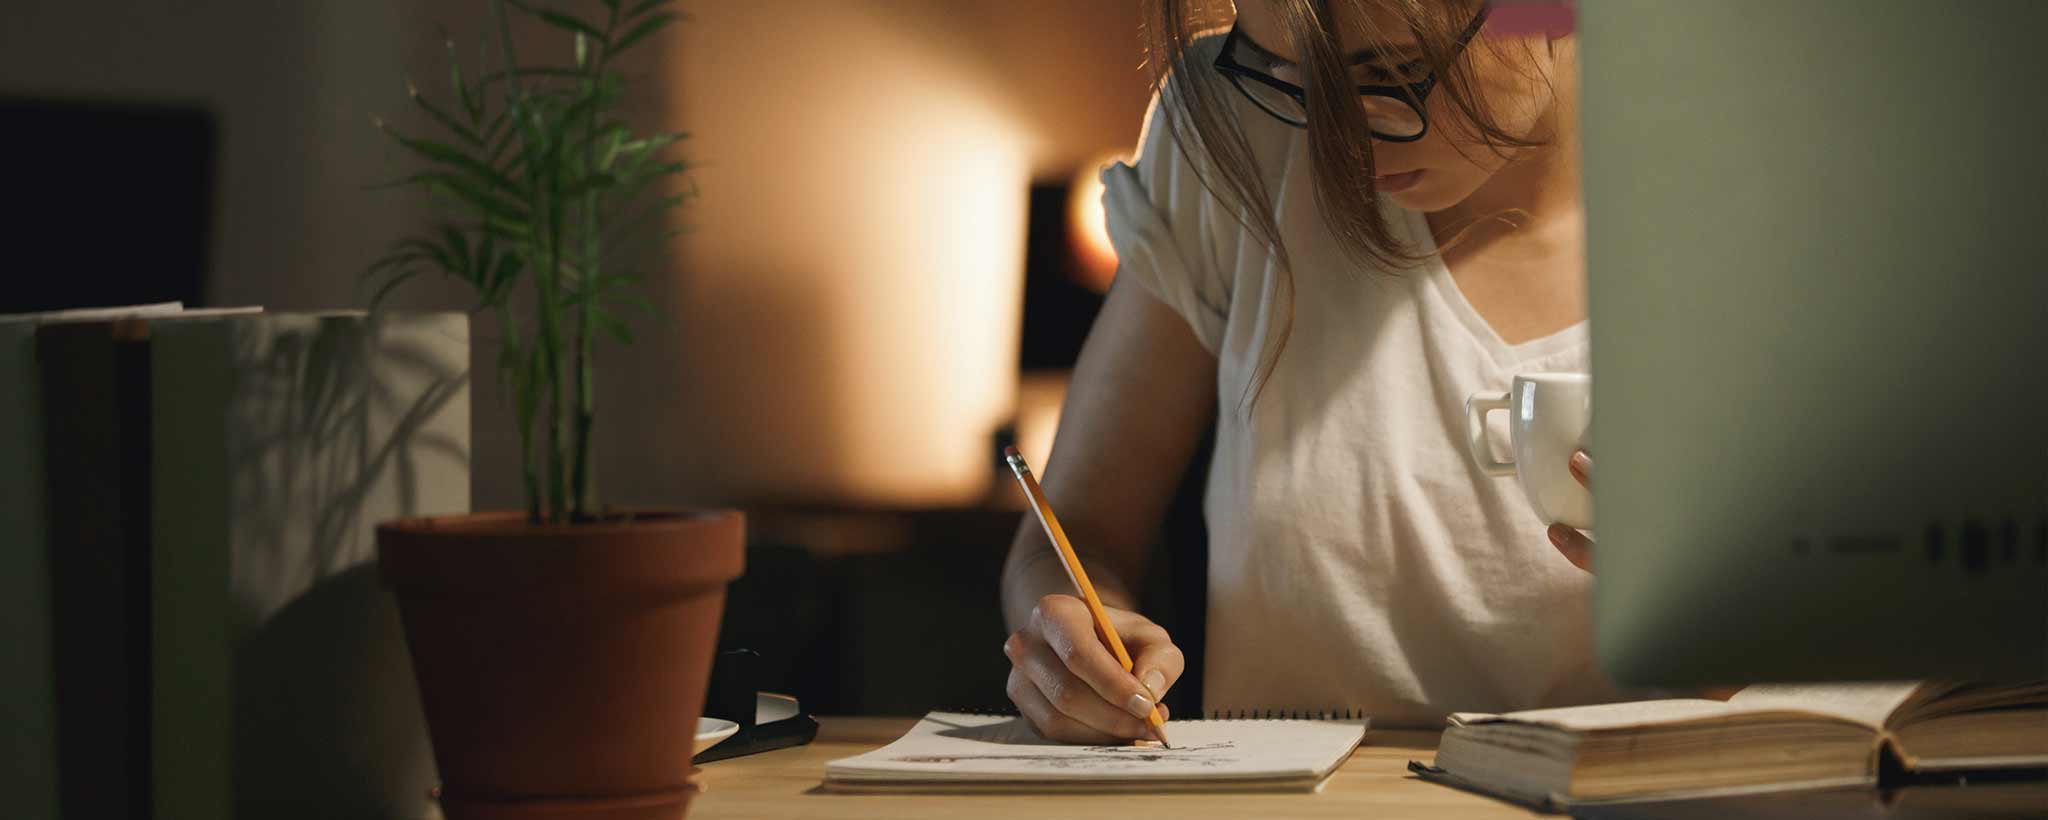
1003, 446, 1171, 748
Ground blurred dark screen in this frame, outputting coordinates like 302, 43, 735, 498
1, 98, 215, 313
1018, 182, 1104, 370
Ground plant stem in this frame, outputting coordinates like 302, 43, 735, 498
571, 192, 597, 521
501, 300, 542, 524
490, 0, 555, 523
499, 0, 567, 524
572, 293, 594, 520
540, 180, 568, 524
570, 27, 610, 522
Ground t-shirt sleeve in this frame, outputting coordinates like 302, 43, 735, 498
1100, 91, 1235, 355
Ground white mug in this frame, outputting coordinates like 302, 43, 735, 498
1465, 372, 1593, 530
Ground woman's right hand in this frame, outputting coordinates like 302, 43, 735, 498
1002, 594, 1185, 744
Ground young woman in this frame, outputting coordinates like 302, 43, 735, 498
1000, 0, 1607, 739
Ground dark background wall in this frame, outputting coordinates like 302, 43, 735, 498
1, 1, 1173, 718
2, 0, 1150, 508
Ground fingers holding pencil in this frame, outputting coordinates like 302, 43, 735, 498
1125, 616, 1186, 705
1002, 447, 1178, 746
1005, 595, 1180, 744
1044, 597, 1181, 718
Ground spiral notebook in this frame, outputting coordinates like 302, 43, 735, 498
824, 711, 1368, 793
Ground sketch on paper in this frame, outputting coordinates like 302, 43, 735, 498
825, 712, 1370, 788
890, 741, 1240, 768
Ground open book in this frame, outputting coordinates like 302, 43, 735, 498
825, 711, 1367, 793
1417, 681, 2048, 811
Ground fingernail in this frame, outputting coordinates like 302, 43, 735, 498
1548, 525, 1567, 548
1141, 670, 1166, 700
1124, 691, 1156, 719
1569, 451, 1592, 479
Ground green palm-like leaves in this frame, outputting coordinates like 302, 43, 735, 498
366, 0, 688, 524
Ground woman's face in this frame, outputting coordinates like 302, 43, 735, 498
1234, 1, 1565, 213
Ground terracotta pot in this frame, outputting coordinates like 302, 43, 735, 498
377, 510, 745, 820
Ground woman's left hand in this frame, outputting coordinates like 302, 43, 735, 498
1543, 452, 1740, 699
1546, 449, 1595, 572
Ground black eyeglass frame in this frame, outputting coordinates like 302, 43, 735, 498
1211, 6, 1490, 142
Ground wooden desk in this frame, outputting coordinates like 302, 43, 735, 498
689, 717, 1542, 819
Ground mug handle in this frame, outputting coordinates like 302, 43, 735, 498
1464, 391, 1516, 476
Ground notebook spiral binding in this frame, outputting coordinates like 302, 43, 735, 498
947, 706, 1364, 721
1204, 708, 1365, 720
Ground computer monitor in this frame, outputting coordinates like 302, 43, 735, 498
1580, 0, 2047, 685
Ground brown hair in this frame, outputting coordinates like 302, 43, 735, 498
1140, 0, 1551, 407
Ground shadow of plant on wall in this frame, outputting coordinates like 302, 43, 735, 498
223, 313, 469, 820
225, 314, 467, 626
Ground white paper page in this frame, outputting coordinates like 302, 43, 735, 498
1450, 682, 1928, 734
0, 302, 184, 324
1725, 682, 1924, 729
826, 712, 1365, 783
1450, 699, 1740, 731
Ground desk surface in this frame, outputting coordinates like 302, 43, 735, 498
688, 717, 1541, 820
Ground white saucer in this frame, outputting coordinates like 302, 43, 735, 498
694, 717, 740, 755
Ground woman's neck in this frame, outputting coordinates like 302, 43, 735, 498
1434, 43, 1583, 248
1449, 140, 1579, 233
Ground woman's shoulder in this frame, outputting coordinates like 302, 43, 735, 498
1116, 37, 1301, 263
1096, 32, 1317, 353
1130, 30, 1298, 196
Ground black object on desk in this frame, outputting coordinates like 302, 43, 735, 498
696, 649, 819, 763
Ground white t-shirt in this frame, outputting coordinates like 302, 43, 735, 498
1101, 73, 1623, 728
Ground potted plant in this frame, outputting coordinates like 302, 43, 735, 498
364, 2, 739, 818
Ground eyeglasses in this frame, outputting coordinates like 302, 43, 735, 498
1212, 6, 1490, 142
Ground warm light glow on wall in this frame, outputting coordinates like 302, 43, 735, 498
1067, 153, 1126, 292
842, 106, 1030, 506
669, 3, 1035, 507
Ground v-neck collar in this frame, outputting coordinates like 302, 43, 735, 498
1404, 207, 1588, 370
